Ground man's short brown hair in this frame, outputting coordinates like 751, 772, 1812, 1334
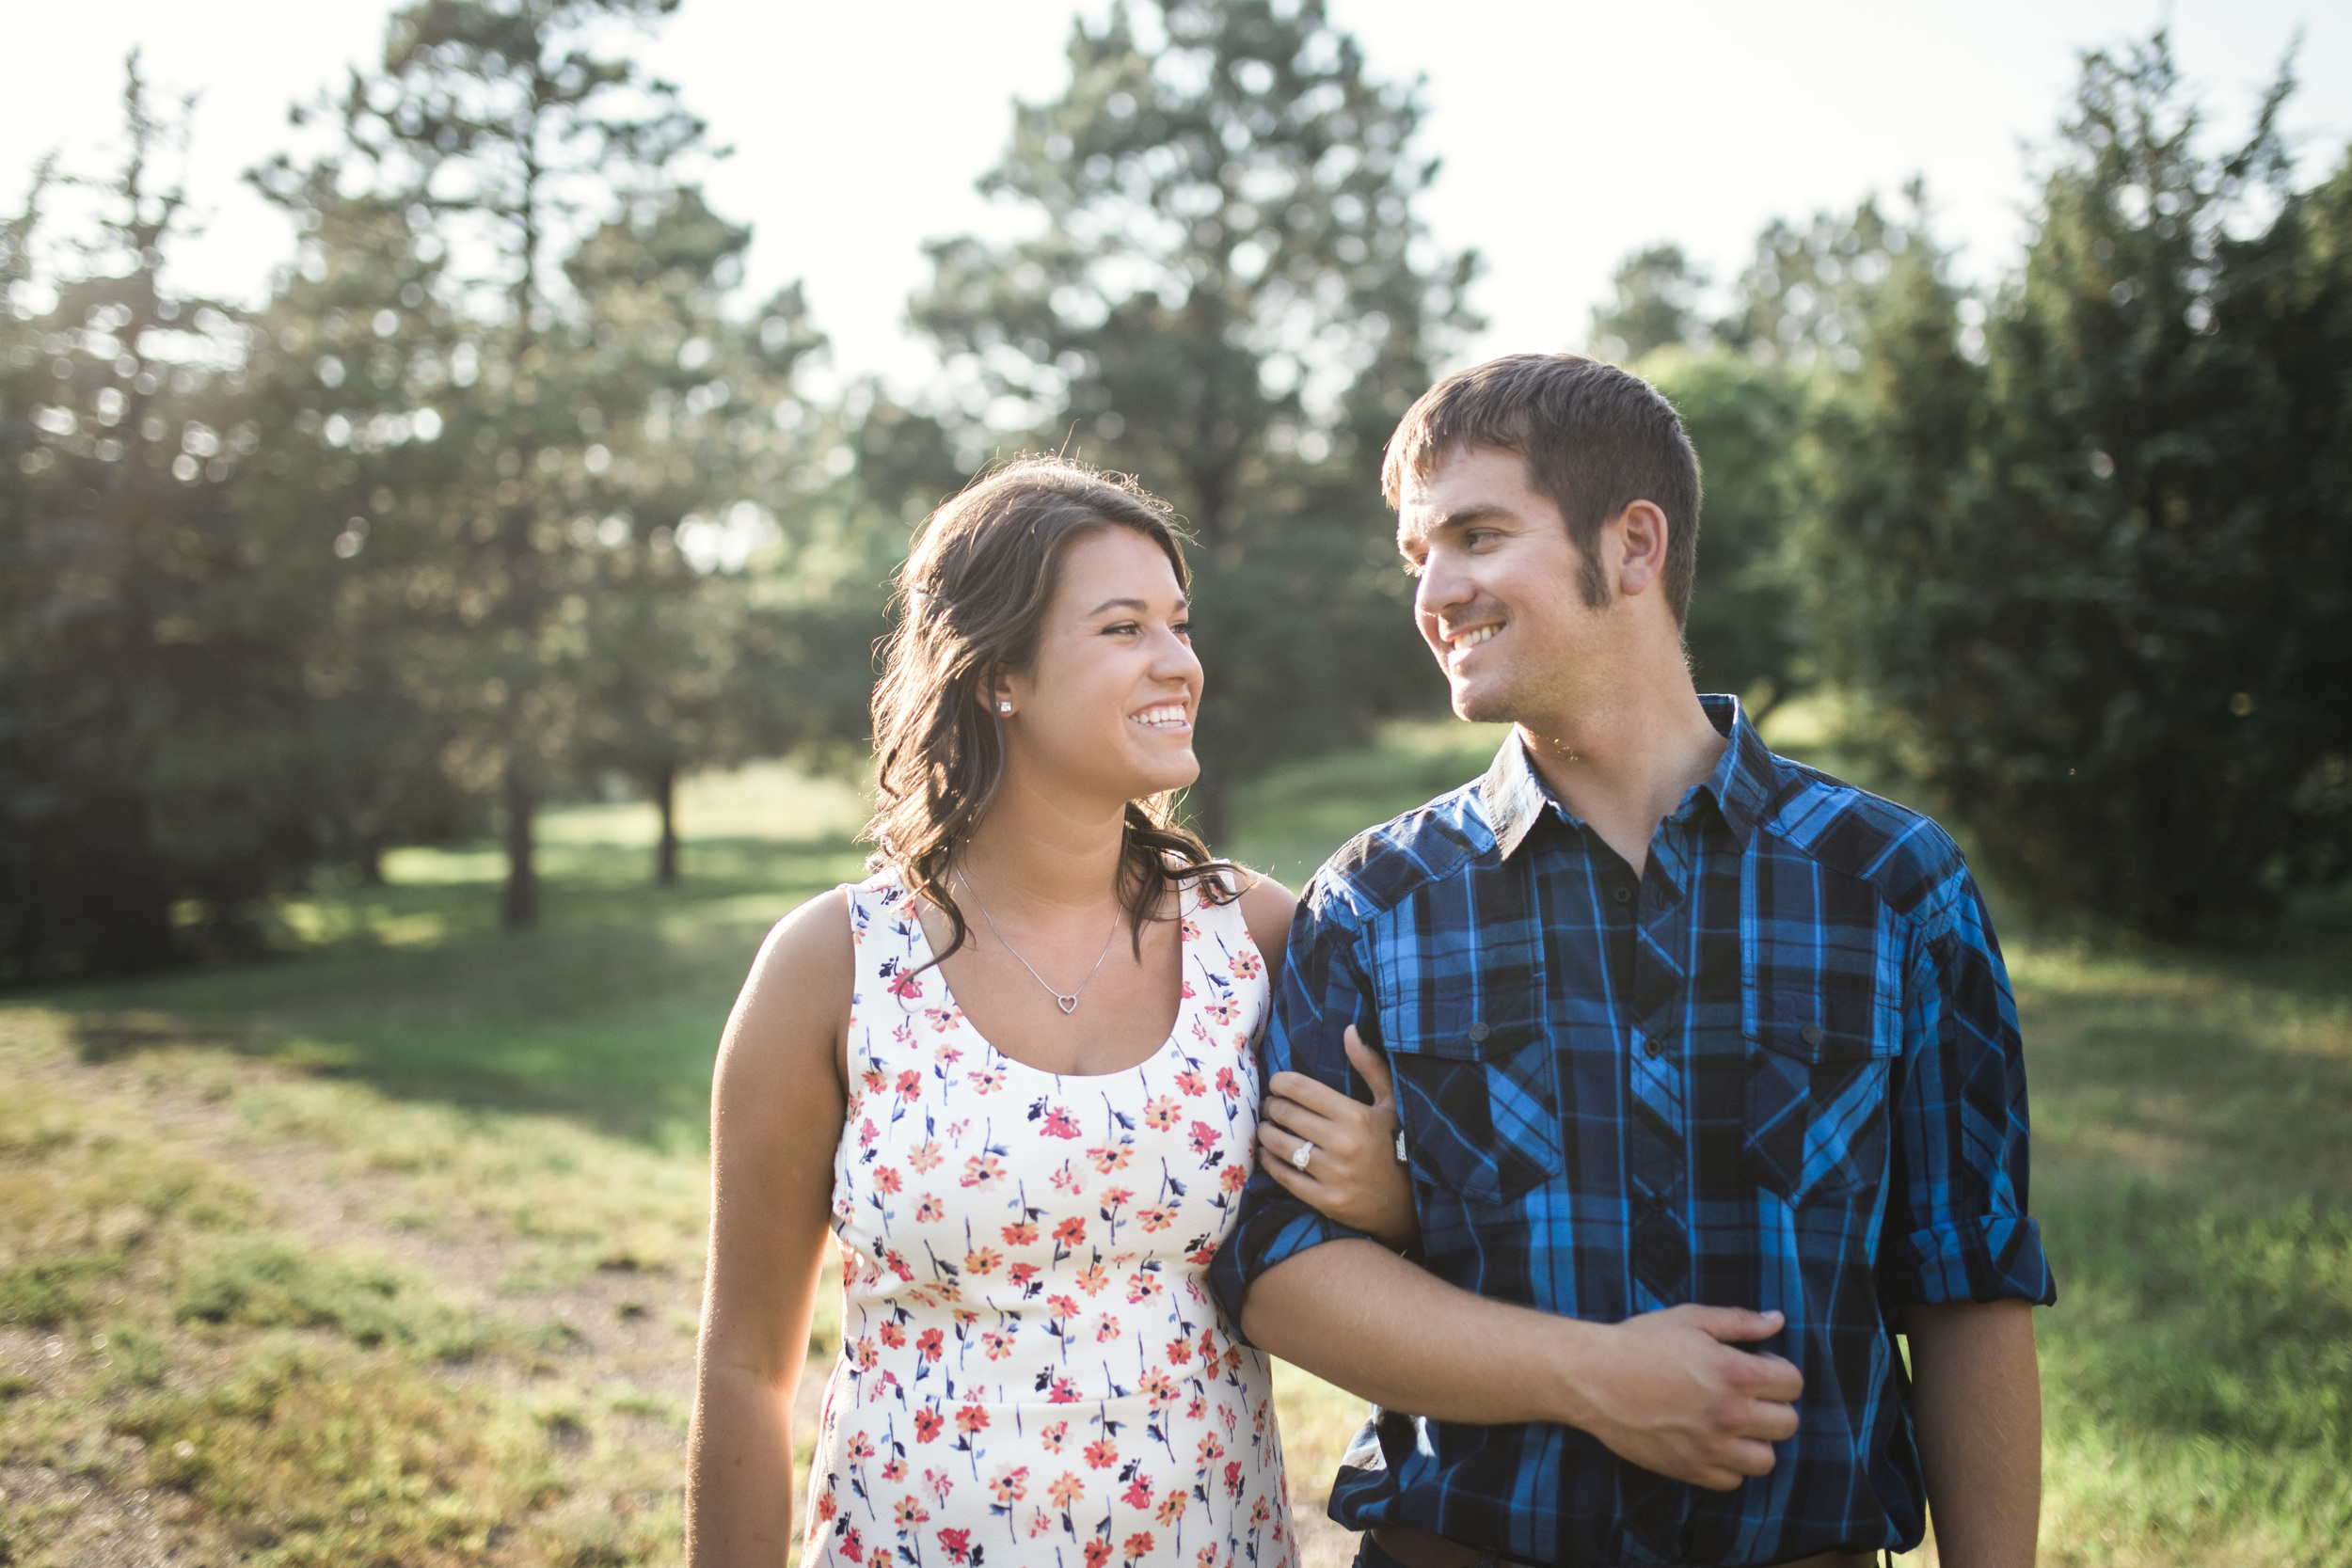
1381, 353, 1703, 623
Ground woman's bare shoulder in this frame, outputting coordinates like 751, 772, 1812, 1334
717, 885, 858, 1099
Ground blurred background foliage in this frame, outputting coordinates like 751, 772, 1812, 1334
3, 5, 2349, 981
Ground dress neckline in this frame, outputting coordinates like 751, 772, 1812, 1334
886, 871, 1201, 1084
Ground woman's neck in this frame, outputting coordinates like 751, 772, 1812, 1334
954, 768, 1129, 917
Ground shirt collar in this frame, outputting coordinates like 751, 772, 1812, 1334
1476, 694, 1777, 862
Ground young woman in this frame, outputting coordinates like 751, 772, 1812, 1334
686, 458, 1412, 1568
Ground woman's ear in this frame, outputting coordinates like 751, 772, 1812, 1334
983, 669, 1015, 717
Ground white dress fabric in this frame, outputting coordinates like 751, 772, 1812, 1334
803, 866, 1297, 1568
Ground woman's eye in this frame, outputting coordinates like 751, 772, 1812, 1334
1103, 622, 1139, 636
1171, 621, 1192, 639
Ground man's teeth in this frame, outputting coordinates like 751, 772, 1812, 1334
1452, 626, 1499, 652
1132, 705, 1188, 728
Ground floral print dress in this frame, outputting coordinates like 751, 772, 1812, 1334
803, 868, 1295, 1568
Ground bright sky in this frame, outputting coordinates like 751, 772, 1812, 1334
5, 0, 2344, 394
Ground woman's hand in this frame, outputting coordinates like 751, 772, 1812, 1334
1256, 1025, 1417, 1251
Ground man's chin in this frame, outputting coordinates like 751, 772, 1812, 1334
1448, 676, 1517, 726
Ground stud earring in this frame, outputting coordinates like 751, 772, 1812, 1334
998, 701, 1012, 714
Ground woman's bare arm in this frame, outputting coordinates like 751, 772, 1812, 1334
685, 891, 854, 1567
1235, 878, 1418, 1250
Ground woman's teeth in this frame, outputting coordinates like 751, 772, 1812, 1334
1131, 705, 1188, 729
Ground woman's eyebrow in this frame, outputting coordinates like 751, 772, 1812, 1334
1085, 595, 1188, 616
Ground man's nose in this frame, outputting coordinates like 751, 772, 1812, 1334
1415, 550, 1474, 619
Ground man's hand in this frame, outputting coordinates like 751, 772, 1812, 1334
1564, 1305, 1802, 1490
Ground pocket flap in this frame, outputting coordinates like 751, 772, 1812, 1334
1746, 986, 1894, 1062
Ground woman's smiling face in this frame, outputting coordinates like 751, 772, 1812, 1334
1001, 524, 1203, 807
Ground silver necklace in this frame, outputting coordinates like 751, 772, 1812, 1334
957, 868, 1121, 1015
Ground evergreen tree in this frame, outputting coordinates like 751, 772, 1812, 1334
0, 62, 326, 977
913, 0, 1478, 840
255, 0, 708, 927
1803, 34, 2352, 936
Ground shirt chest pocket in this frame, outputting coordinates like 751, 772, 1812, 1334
1743, 988, 1898, 1208
1379, 977, 1559, 1208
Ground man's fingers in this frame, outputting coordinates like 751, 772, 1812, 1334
1743, 1397, 1801, 1444
1690, 1306, 1786, 1345
1341, 1025, 1395, 1110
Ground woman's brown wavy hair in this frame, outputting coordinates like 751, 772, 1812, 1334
865, 455, 1238, 969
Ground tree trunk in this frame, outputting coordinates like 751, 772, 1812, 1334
501, 759, 538, 930
654, 765, 679, 887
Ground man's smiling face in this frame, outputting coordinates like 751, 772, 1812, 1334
1397, 443, 1610, 727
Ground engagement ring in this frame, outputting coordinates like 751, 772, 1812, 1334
1291, 1140, 1314, 1173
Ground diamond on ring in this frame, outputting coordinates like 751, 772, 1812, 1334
1290, 1140, 1314, 1173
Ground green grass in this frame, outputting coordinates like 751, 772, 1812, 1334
2, 721, 2347, 1565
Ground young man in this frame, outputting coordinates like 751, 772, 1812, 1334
1211, 354, 2054, 1568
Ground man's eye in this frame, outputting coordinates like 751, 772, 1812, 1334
1465, 529, 1497, 547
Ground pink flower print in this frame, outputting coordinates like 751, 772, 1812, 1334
1232, 947, 1263, 979
1136, 1206, 1174, 1233
1174, 1069, 1207, 1097
1141, 1096, 1181, 1131
892, 1495, 929, 1528
1094, 1315, 1122, 1342
946, 1118, 971, 1141
925, 1466, 955, 1504
1195, 1433, 1224, 1464
1188, 1119, 1221, 1156
1180, 917, 1202, 941
882, 1455, 908, 1482
916, 1327, 946, 1362
1126, 1271, 1164, 1303
980, 1330, 1014, 1360
1121, 1474, 1154, 1510
1215, 1067, 1241, 1100
907, 1139, 944, 1173
1166, 1335, 1194, 1366
862, 1067, 888, 1096
857, 1117, 881, 1150
1184, 1390, 1205, 1420
1052, 1216, 1088, 1249
1222, 1459, 1244, 1498
1086, 1142, 1134, 1174
1220, 1164, 1248, 1192
848, 1433, 879, 1463
1083, 1437, 1120, 1469
872, 1166, 903, 1196
887, 967, 923, 1001
955, 1403, 989, 1436
1156, 1489, 1190, 1526
1100, 1187, 1134, 1215
879, 1322, 906, 1349
1040, 1105, 1083, 1139
1202, 997, 1241, 1025
1049, 1163, 1087, 1196
854, 1338, 880, 1370
966, 1066, 1008, 1095
816, 1489, 838, 1523
1073, 1260, 1109, 1295
960, 1153, 1005, 1188
932, 1042, 963, 1068
989, 1465, 1029, 1504
963, 1246, 1001, 1275
1046, 1293, 1082, 1323
1007, 1261, 1040, 1289
939, 1526, 973, 1564
886, 1250, 914, 1281
1122, 1530, 1156, 1564
1138, 1370, 1177, 1408
923, 1006, 960, 1034
1188, 1241, 1219, 1266
1047, 1375, 1081, 1402
1001, 1219, 1039, 1247
1039, 1421, 1069, 1452
1181, 979, 1197, 998
914, 1193, 946, 1223
1085, 1541, 1113, 1568
1197, 1546, 1221, 1568
896, 1069, 924, 1102
912, 1406, 945, 1442
1046, 1471, 1087, 1508
1249, 1497, 1271, 1526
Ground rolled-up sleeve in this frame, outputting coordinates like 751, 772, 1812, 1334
1879, 865, 2058, 1309
1209, 878, 1383, 1329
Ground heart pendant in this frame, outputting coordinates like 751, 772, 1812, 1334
1056, 994, 1078, 1014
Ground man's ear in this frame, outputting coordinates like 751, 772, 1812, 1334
1613, 500, 1671, 599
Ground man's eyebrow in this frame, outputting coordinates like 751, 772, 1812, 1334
1086, 595, 1188, 616
1397, 502, 1517, 548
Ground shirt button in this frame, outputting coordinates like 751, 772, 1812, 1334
1613, 885, 1633, 905
1800, 1022, 1825, 1048
1644, 1036, 1667, 1059
1466, 1021, 1491, 1043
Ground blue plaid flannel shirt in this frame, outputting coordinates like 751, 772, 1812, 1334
1210, 697, 2055, 1566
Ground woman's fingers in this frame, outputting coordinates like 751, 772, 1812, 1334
1341, 1025, 1395, 1111
1260, 1084, 1347, 1147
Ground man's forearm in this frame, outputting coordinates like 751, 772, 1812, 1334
1907, 1300, 2042, 1568
1242, 1238, 1594, 1424
1239, 1239, 1803, 1490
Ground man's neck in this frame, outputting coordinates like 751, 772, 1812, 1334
1513, 674, 1727, 880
